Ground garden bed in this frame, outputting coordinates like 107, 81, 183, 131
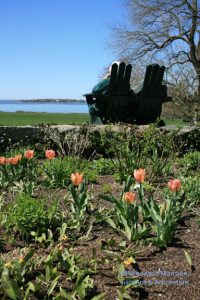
0, 126, 199, 299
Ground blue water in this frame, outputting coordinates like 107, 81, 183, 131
0, 100, 88, 113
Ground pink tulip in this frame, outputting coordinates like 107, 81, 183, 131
133, 168, 145, 183
168, 179, 181, 191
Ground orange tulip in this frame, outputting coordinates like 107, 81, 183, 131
70, 173, 83, 186
5, 157, 12, 164
168, 179, 181, 191
45, 150, 55, 160
0, 157, 5, 165
123, 192, 136, 204
10, 157, 19, 165
25, 150, 34, 160
133, 168, 145, 183
15, 154, 22, 162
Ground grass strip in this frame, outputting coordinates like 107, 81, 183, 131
0, 112, 90, 126
0, 112, 198, 126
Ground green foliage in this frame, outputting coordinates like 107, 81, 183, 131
69, 179, 91, 231
11, 180, 36, 197
43, 157, 70, 188
178, 151, 200, 174
0, 238, 3, 252
101, 183, 112, 194
43, 156, 98, 188
117, 284, 137, 300
93, 158, 116, 175
174, 127, 200, 154
0, 248, 35, 300
100, 127, 140, 182
100, 176, 151, 241
0, 257, 4, 273
5, 194, 61, 241
180, 174, 200, 207
147, 191, 184, 248
0, 247, 100, 300
99, 125, 176, 182
100, 174, 184, 247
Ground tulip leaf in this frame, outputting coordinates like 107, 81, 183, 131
47, 275, 60, 296
90, 293, 107, 300
184, 250, 192, 267
1, 268, 22, 300
99, 193, 118, 203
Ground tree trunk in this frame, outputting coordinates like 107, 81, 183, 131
191, 64, 200, 125
194, 73, 200, 125
195, 35, 200, 124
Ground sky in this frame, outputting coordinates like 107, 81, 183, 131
0, 0, 125, 100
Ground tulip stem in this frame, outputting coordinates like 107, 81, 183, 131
139, 183, 144, 209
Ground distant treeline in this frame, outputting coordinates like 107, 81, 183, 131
19, 99, 86, 103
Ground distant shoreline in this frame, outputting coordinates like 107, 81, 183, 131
19, 99, 86, 103
0, 99, 86, 103
0, 111, 88, 114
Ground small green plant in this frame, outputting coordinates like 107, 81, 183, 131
147, 197, 178, 248
180, 174, 200, 207
43, 157, 70, 188
11, 180, 36, 196
101, 183, 112, 194
31, 229, 54, 248
93, 158, 116, 175
147, 179, 184, 248
148, 147, 174, 181
43, 156, 98, 188
5, 194, 61, 241
178, 151, 200, 174
69, 173, 90, 231
100, 175, 151, 241
98, 126, 140, 182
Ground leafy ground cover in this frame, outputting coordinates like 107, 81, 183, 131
0, 126, 200, 299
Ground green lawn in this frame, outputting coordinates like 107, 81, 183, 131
0, 112, 90, 126
164, 118, 200, 126
0, 112, 198, 126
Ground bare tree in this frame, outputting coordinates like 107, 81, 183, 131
166, 62, 199, 119
110, 0, 200, 122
